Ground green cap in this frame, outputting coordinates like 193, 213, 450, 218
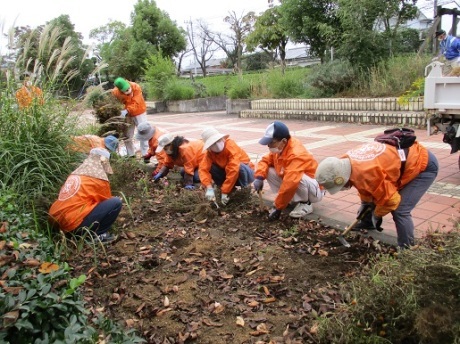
114, 77, 130, 92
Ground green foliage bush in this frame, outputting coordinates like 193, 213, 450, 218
267, 69, 304, 98
306, 60, 356, 97
357, 54, 431, 97
227, 80, 251, 99
317, 231, 460, 343
143, 52, 176, 100
163, 79, 195, 101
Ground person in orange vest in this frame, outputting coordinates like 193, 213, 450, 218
135, 122, 168, 175
16, 78, 44, 109
199, 127, 255, 206
153, 133, 205, 189
253, 121, 324, 221
69, 135, 119, 154
112, 77, 148, 158
315, 141, 439, 249
48, 148, 122, 244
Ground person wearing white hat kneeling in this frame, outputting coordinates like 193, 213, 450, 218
199, 127, 255, 206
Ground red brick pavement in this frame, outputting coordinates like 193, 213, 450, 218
145, 111, 460, 246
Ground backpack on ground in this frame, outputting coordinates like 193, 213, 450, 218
374, 127, 416, 149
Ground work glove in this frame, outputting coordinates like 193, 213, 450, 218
221, 194, 230, 206
253, 177, 264, 192
120, 109, 128, 118
371, 213, 383, 232
357, 202, 373, 220
184, 184, 195, 190
268, 207, 281, 221
205, 187, 215, 201
152, 172, 163, 183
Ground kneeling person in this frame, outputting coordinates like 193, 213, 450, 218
254, 121, 324, 221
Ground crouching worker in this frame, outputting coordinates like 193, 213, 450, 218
134, 122, 168, 173
254, 121, 324, 221
70, 134, 119, 154
199, 127, 255, 206
48, 148, 122, 244
154, 133, 205, 189
315, 141, 439, 249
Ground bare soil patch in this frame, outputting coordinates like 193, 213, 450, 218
69, 167, 394, 344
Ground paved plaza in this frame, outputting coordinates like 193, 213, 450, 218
144, 110, 460, 246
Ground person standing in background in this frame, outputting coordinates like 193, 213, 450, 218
112, 77, 148, 158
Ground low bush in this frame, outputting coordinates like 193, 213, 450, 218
227, 80, 251, 99
306, 60, 356, 97
163, 79, 195, 101
267, 69, 304, 98
317, 230, 460, 343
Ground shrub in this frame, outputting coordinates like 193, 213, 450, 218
267, 69, 304, 98
306, 60, 356, 97
317, 230, 460, 343
143, 52, 176, 100
163, 79, 195, 101
227, 80, 251, 99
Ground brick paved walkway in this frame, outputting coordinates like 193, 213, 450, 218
143, 111, 460, 246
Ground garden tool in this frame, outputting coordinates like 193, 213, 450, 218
257, 191, 265, 212
337, 204, 372, 248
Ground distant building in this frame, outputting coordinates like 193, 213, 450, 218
283, 45, 320, 67
181, 58, 233, 77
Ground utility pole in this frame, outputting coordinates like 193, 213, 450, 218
433, 0, 438, 54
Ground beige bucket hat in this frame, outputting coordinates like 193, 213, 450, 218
155, 133, 176, 153
201, 127, 229, 151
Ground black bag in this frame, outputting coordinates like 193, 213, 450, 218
374, 127, 416, 149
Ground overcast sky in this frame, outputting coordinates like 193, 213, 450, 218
1, 0, 271, 47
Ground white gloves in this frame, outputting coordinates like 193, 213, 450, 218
205, 187, 215, 201
120, 109, 128, 118
221, 194, 229, 206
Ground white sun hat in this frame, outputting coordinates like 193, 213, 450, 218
201, 127, 229, 151
155, 133, 176, 153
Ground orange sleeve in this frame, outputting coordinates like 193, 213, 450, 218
374, 192, 401, 217
198, 153, 213, 188
255, 153, 273, 179
220, 140, 244, 194
181, 141, 205, 175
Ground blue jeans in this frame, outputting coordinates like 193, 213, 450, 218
76, 197, 122, 235
210, 163, 254, 188
180, 168, 200, 183
391, 151, 439, 248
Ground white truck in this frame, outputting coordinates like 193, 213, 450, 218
424, 61, 460, 167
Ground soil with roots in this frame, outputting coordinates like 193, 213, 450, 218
67, 164, 395, 344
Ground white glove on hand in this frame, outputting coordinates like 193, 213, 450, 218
120, 109, 128, 118
205, 187, 215, 201
221, 194, 229, 206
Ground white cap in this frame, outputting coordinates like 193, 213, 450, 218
156, 133, 176, 153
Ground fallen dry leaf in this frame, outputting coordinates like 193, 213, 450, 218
2, 310, 19, 325
22, 258, 40, 267
135, 302, 146, 313
163, 296, 170, 307
236, 316, 245, 327
199, 269, 207, 279
38, 262, 59, 274
212, 302, 225, 314
318, 249, 329, 257
156, 307, 173, 316
263, 297, 276, 303
126, 232, 136, 239
0, 222, 7, 233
